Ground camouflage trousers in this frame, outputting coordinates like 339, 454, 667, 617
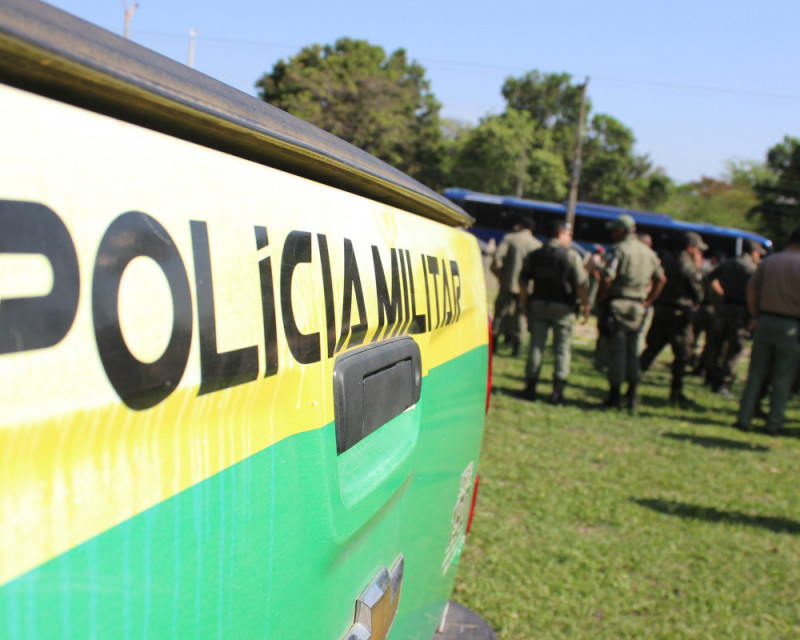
525, 300, 576, 382
493, 290, 524, 345
737, 315, 800, 432
708, 303, 750, 389
640, 306, 693, 391
605, 299, 647, 386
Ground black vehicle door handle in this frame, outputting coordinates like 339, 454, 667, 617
333, 337, 422, 455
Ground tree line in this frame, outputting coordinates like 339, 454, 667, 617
256, 38, 799, 249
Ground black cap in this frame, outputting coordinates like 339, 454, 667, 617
517, 216, 535, 231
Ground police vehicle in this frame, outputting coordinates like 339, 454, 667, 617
0, 1, 493, 637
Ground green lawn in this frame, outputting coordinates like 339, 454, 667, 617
453, 327, 800, 640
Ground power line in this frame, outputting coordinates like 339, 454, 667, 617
592, 75, 800, 104
133, 29, 800, 106
137, 30, 323, 52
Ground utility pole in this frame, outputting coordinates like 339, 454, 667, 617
188, 29, 197, 68
123, 1, 138, 39
566, 78, 589, 230
515, 143, 526, 198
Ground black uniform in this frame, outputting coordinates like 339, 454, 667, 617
640, 249, 703, 401
690, 259, 723, 375
707, 254, 758, 395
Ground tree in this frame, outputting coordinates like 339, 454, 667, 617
657, 159, 780, 238
579, 114, 667, 207
498, 71, 668, 209
725, 159, 775, 190
501, 71, 588, 161
256, 38, 445, 187
749, 136, 800, 249
448, 110, 568, 201
661, 176, 759, 238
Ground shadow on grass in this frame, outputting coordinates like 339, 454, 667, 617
662, 432, 770, 452
632, 498, 800, 535
635, 409, 736, 428
743, 426, 800, 440
491, 384, 608, 412
634, 391, 747, 426
494, 372, 527, 383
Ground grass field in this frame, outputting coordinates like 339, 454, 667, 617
453, 324, 800, 639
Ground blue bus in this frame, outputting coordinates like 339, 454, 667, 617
444, 188, 772, 258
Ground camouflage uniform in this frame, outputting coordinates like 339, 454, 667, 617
690, 259, 723, 376
640, 244, 704, 402
736, 237, 800, 434
519, 238, 588, 404
599, 223, 665, 409
707, 253, 759, 395
492, 228, 541, 352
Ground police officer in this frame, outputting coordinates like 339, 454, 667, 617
689, 251, 724, 378
640, 231, 706, 404
636, 232, 656, 356
707, 238, 766, 397
491, 216, 541, 356
597, 214, 666, 411
735, 227, 800, 434
517, 220, 589, 404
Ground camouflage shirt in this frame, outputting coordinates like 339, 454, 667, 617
494, 229, 542, 294
602, 234, 664, 300
710, 254, 758, 305
656, 250, 703, 308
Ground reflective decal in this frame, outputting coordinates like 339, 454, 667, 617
92, 211, 193, 410
0, 201, 79, 355
191, 219, 259, 394
442, 461, 475, 576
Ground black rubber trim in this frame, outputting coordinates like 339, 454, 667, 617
0, 0, 471, 227
333, 337, 421, 455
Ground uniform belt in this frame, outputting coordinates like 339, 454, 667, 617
531, 298, 574, 304
761, 311, 800, 322
611, 296, 644, 302
654, 302, 693, 311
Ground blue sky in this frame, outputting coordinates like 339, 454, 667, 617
46, 0, 799, 184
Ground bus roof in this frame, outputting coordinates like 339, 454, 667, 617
443, 188, 773, 251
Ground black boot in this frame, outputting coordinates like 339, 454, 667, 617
602, 385, 622, 409
626, 383, 639, 413
669, 385, 689, 406
547, 378, 567, 406
518, 378, 538, 402
510, 340, 521, 357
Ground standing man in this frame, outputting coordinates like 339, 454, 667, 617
706, 239, 766, 397
518, 220, 589, 404
735, 228, 800, 435
640, 231, 706, 404
635, 232, 656, 355
491, 216, 541, 356
689, 251, 724, 378
597, 214, 666, 411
